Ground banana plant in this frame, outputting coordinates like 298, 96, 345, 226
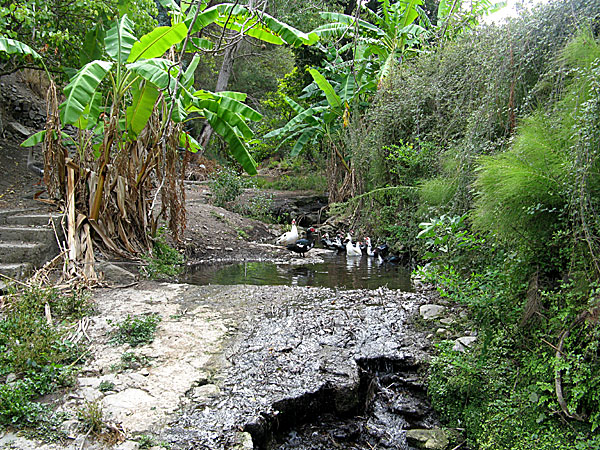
312, 0, 429, 86
264, 67, 363, 162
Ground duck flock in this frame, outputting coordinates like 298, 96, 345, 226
274, 219, 401, 264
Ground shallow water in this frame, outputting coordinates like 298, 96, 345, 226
181, 253, 413, 291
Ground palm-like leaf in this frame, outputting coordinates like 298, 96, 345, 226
204, 110, 257, 175
309, 68, 342, 111
126, 82, 159, 136
0, 37, 42, 59
105, 14, 137, 64
128, 58, 180, 91
61, 60, 114, 124
189, 3, 318, 46
128, 23, 188, 62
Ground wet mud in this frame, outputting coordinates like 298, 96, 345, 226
164, 285, 436, 450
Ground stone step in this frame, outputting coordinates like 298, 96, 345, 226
0, 241, 47, 264
0, 225, 57, 243
5, 213, 63, 227
0, 209, 39, 225
0, 262, 33, 280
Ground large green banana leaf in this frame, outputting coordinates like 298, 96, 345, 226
198, 100, 254, 140
188, 3, 317, 46
309, 68, 342, 112
0, 37, 42, 59
73, 91, 104, 130
128, 58, 180, 91
128, 23, 188, 62
317, 12, 382, 36
105, 14, 137, 64
204, 110, 257, 175
290, 128, 317, 157
186, 37, 214, 52
80, 24, 106, 66
21, 130, 75, 147
179, 131, 201, 153
182, 54, 200, 89
217, 96, 262, 122
264, 106, 328, 139
126, 82, 159, 136
61, 60, 114, 124
215, 91, 247, 101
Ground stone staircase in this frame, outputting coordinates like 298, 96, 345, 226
0, 209, 63, 287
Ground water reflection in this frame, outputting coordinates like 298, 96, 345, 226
181, 253, 413, 291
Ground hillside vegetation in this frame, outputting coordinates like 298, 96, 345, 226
1, 0, 600, 447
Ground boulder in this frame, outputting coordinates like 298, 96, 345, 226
453, 336, 477, 352
405, 428, 449, 450
419, 304, 446, 321
97, 261, 137, 285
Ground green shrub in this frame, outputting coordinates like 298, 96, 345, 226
110, 314, 161, 347
142, 228, 184, 279
210, 167, 246, 207
0, 285, 83, 435
234, 190, 275, 222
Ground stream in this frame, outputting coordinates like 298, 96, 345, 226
163, 254, 438, 450
181, 253, 413, 291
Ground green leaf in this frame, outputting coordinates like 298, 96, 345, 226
186, 37, 214, 51
128, 23, 188, 62
312, 22, 352, 38
0, 37, 42, 60
105, 15, 137, 64
192, 4, 318, 46
317, 12, 382, 36
61, 60, 114, 124
340, 75, 357, 102
204, 110, 257, 175
158, 0, 181, 15
20, 130, 47, 147
179, 131, 201, 153
80, 24, 106, 66
215, 91, 247, 101
283, 96, 305, 115
290, 129, 315, 157
128, 58, 180, 90
182, 54, 200, 89
126, 81, 159, 136
218, 96, 262, 121
264, 106, 327, 138
308, 68, 342, 111
187, 7, 220, 33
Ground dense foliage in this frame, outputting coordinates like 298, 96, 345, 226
345, 0, 600, 448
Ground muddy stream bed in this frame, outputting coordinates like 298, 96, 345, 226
160, 257, 439, 450
1, 258, 442, 450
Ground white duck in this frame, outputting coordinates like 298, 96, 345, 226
275, 219, 299, 246
345, 232, 363, 257
364, 237, 376, 257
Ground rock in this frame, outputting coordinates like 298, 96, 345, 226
115, 440, 140, 450
5, 373, 17, 383
97, 261, 137, 285
436, 328, 451, 338
140, 368, 150, 376
439, 317, 455, 325
419, 304, 446, 320
192, 384, 220, 402
405, 428, 449, 450
453, 336, 477, 352
8, 121, 32, 137
232, 432, 254, 449
60, 419, 80, 439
